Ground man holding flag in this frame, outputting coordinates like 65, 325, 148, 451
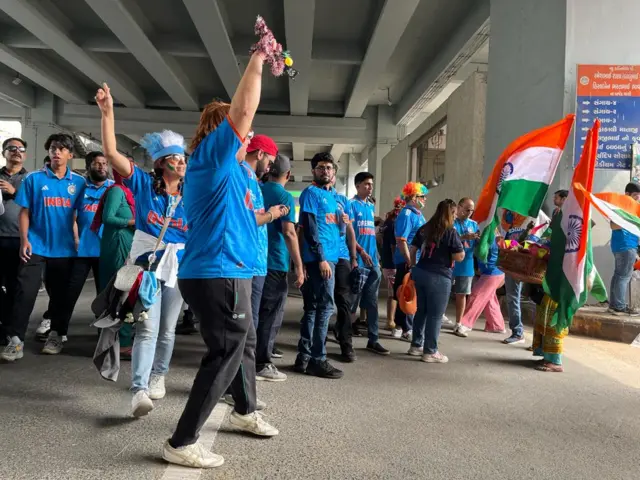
474, 115, 575, 345
541, 119, 606, 371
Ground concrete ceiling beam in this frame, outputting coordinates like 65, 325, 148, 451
84, 0, 198, 111
292, 143, 306, 162
0, 70, 36, 108
344, 0, 421, 118
0, 44, 89, 104
182, 0, 241, 100
394, 0, 490, 125
284, 0, 315, 116
0, 0, 144, 107
0, 29, 363, 66
330, 144, 347, 163
58, 104, 374, 145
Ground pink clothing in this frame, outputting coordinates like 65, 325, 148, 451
460, 274, 505, 332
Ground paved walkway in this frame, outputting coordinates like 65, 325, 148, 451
2, 285, 640, 480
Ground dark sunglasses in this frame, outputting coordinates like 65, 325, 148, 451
4, 145, 26, 153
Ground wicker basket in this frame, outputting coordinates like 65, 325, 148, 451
497, 248, 548, 284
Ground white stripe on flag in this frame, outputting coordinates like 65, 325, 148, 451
504, 146, 563, 184
591, 196, 640, 238
560, 193, 586, 299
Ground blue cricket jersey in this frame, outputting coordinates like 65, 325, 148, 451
393, 205, 426, 265
333, 190, 352, 261
76, 178, 114, 258
261, 181, 296, 272
124, 165, 188, 261
241, 161, 267, 277
179, 117, 258, 279
453, 217, 479, 277
299, 184, 340, 264
350, 196, 379, 268
15, 166, 85, 258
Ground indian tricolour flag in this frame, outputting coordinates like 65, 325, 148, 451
543, 120, 606, 331
579, 189, 640, 239
475, 115, 575, 260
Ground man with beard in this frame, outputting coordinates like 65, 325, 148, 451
1, 134, 86, 361
0, 138, 29, 344
452, 198, 479, 329
241, 134, 279, 330
295, 153, 343, 379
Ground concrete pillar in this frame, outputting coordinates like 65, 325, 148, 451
485, 0, 640, 293
21, 91, 65, 172
370, 105, 398, 214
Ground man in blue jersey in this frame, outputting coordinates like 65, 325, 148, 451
295, 153, 343, 379
242, 134, 279, 330
452, 198, 480, 329
1, 133, 85, 362
255, 154, 304, 382
36, 152, 113, 347
350, 172, 389, 355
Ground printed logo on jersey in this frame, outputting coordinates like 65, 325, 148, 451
44, 197, 72, 208
147, 211, 188, 232
67, 184, 76, 195
244, 189, 254, 210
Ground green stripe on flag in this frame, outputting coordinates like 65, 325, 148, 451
497, 179, 550, 217
613, 207, 640, 229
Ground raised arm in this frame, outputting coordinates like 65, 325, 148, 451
229, 52, 266, 140
95, 83, 133, 178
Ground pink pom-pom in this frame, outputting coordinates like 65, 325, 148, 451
250, 15, 287, 77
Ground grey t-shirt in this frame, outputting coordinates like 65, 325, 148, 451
0, 167, 28, 238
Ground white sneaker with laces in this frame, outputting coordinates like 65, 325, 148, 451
407, 345, 423, 356
162, 440, 224, 468
42, 331, 63, 355
35, 319, 50, 336
148, 374, 166, 400
229, 411, 279, 437
401, 330, 412, 342
1, 336, 24, 361
132, 390, 154, 418
256, 364, 287, 382
223, 394, 266, 410
391, 328, 402, 338
454, 325, 471, 338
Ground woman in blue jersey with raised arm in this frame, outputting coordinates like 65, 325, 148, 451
95, 84, 188, 418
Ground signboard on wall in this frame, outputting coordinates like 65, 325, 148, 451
575, 64, 640, 169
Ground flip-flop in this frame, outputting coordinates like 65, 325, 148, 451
535, 362, 563, 373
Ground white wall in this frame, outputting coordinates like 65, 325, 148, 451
378, 72, 487, 218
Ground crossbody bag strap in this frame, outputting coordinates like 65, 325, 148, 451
147, 195, 182, 267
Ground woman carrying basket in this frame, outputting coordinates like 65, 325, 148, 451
96, 84, 188, 417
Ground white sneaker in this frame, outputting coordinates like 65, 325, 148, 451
454, 325, 471, 338
42, 331, 63, 355
35, 319, 50, 336
223, 394, 266, 410
256, 364, 287, 382
441, 315, 455, 329
131, 390, 154, 418
162, 439, 224, 469
401, 330, 412, 342
1, 336, 24, 361
407, 345, 423, 356
229, 411, 279, 437
148, 374, 166, 400
391, 328, 402, 338
422, 352, 449, 363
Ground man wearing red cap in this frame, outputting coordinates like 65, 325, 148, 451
242, 134, 280, 330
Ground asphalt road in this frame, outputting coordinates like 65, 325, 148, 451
1, 285, 640, 480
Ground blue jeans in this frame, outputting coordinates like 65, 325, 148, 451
251, 275, 266, 331
504, 276, 523, 337
131, 281, 184, 392
353, 266, 382, 342
298, 261, 336, 362
610, 248, 636, 310
411, 267, 452, 354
